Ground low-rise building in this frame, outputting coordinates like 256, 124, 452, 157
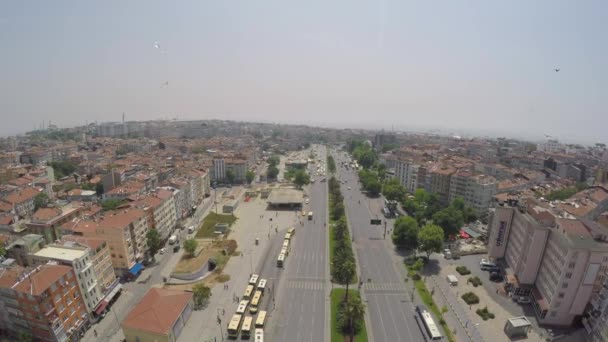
27, 206, 82, 243
121, 288, 193, 342
5, 233, 45, 266
1, 187, 41, 218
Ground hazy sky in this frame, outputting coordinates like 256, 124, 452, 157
1, 1, 606, 143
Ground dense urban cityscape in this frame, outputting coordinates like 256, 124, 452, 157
0, 120, 606, 342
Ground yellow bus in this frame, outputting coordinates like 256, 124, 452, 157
227, 314, 242, 338
288, 227, 295, 236
254, 328, 264, 342
280, 246, 289, 256
249, 274, 259, 287
250, 290, 263, 314
244, 285, 254, 299
282, 239, 290, 249
255, 310, 267, 328
257, 279, 267, 293
241, 316, 253, 339
284, 232, 292, 241
236, 300, 249, 315
277, 253, 285, 268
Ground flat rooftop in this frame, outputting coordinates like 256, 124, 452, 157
33, 245, 86, 261
267, 188, 304, 204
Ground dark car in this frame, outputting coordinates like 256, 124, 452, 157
490, 271, 503, 282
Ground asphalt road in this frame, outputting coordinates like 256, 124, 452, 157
265, 146, 329, 342
333, 150, 426, 342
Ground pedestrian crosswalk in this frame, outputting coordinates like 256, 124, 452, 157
362, 282, 406, 293
287, 279, 325, 291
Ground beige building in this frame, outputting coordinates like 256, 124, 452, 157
30, 243, 104, 315
488, 199, 608, 326
121, 288, 193, 342
448, 170, 497, 214
61, 235, 116, 292
130, 189, 177, 241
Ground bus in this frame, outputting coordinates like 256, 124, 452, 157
249, 274, 259, 287
284, 232, 292, 241
277, 253, 285, 267
288, 227, 295, 236
254, 328, 264, 342
282, 239, 290, 249
257, 279, 267, 293
280, 246, 289, 256
250, 290, 263, 314
255, 311, 267, 328
244, 285, 254, 299
241, 316, 253, 339
227, 314, 242, 338
236, 300, 249, 315
416, 306, 443, 340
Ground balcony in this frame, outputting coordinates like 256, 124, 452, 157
81, 262, 93, 273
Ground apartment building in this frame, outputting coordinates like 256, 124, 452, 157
30, 243, 104, 315
488, 199, 608, 326
1, 187, 41, 218
130, 190, 177, 241
0, 264, 88, 342
212, 158, 226, 181
448, 170, 497, 214
5, 234, 45, 267
27, 206, 82, 244
226, 159, 248, 183
61, 235, 116, 292
102, 181, 145, 201
584, 275, 608, 341
85, 209, 149, 276
428, 164, 456, 204
395, 158, 421, 193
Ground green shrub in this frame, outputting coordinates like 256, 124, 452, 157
461, 292, 479, 305
456, 266, 471, 275
476, 306, 495, 320
467, 276, 482, 287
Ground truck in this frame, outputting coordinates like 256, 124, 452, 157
168, 235, 178, 245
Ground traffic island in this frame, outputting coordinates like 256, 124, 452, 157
331, 289, 368, 342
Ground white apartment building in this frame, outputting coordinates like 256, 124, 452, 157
395, 159, 421, 193
448, 170, 497, 214
30, 243, 104, 314
213, 158, 226, 181
488, 199, 608, 326
537, 139, 564, 153
584, 275, 608, 341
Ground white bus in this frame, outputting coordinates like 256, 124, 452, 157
257, 279, 267, 293
244, 285, 254, 300
249, 274, 259, 287
241, 316, 253, 339
236, 300, 249, 315
250, 290, 263, 314
255, 311, 267, 328
277, 253, 285, 268
227, 314, 242, 338
416, 306, 442, 340
254, 328, 264, 342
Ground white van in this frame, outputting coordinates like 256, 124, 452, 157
446, 274, 458, 286
188, 226, 195, 233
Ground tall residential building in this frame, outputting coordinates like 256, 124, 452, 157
487, 199, 608, 326
584, 274, 608, 341
428, 164, 456, 204
448, 170, 497, 214
212, 158, 226, 181
226, 159, 248, 183
30, 242, 104, 315
395, 159, 421, 193
0, 264, 88, 342
61, 235, 116, 293
130, 189, 177, 241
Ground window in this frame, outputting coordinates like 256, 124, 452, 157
50, 283, 57, 292
558, 293, 565, 299
562, 283, 568, 289
565, 272, 572, 279
550, 311, 557, 318
54, 294, 61, 303
568, 262, 575, 269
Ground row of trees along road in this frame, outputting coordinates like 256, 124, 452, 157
328, 157, 365, 341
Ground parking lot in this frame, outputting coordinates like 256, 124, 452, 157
425, 253, 548, 342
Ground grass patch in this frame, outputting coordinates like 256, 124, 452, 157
476, 306, 495, 320
413, 278, 456, 342
195, 212, 237, 238
456, 265, 471, 275
461, 292, 480, 305
216, 274, 231, 283
173, 241, 214, 274
467, 276, 483, 287
331, 289, 368, 342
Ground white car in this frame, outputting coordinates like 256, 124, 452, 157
305, 199, 310, 204
159, 248, 166, 255
347, 186, 351, 190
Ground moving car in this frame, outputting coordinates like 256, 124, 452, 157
159, 248, 166, 255
305, 198, 310, 204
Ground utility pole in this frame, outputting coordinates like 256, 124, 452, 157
217, 315, 224, 341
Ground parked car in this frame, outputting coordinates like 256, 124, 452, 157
516, 296, 531, 304
159, 248, 166, 255
480, 259, 497, 270
489, 271, 503, 282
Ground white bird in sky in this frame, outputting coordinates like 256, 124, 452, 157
154, 41, 161, 49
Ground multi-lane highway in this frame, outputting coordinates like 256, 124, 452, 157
333, 149, 427, 342
257, 146, 329, 342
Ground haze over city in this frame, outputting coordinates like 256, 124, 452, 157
1, 0, 607, 143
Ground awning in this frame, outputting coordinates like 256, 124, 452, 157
460, 230, 470, 239
129, 263, 143, 275
462, 227, 481, 239
104, 283, 123, 303
94, 301, 108, 315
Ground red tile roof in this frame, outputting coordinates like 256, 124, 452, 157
3, 187, 41, 205
12, 265, 73, 296
122, 288, 193, 335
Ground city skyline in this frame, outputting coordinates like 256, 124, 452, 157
1, 0, 607, 142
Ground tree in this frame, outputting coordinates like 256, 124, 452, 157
225, 169, 235, 184
392, 216, 420, 249
192, 283, 212, 309
293, 169, 310, 189
333, 217, 348, 242
382, 179, 406, 202
410, 258, 424, 274
432, 207, 464, 237
418, 224, 444, 258
245, 170, 255, 184
267, 166, 279, 180
0, 245, 5, 258
365, 178, 381, 196
337, 293, 366, 340
334, 259, 356, 302
95, 182, 104, 196
101, 199, 124, 211
184, 239, 198, 258
146, 230, 161, 256
33, 192, 49, 210
267, 155, 280, 167
332, 201, 345, 221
